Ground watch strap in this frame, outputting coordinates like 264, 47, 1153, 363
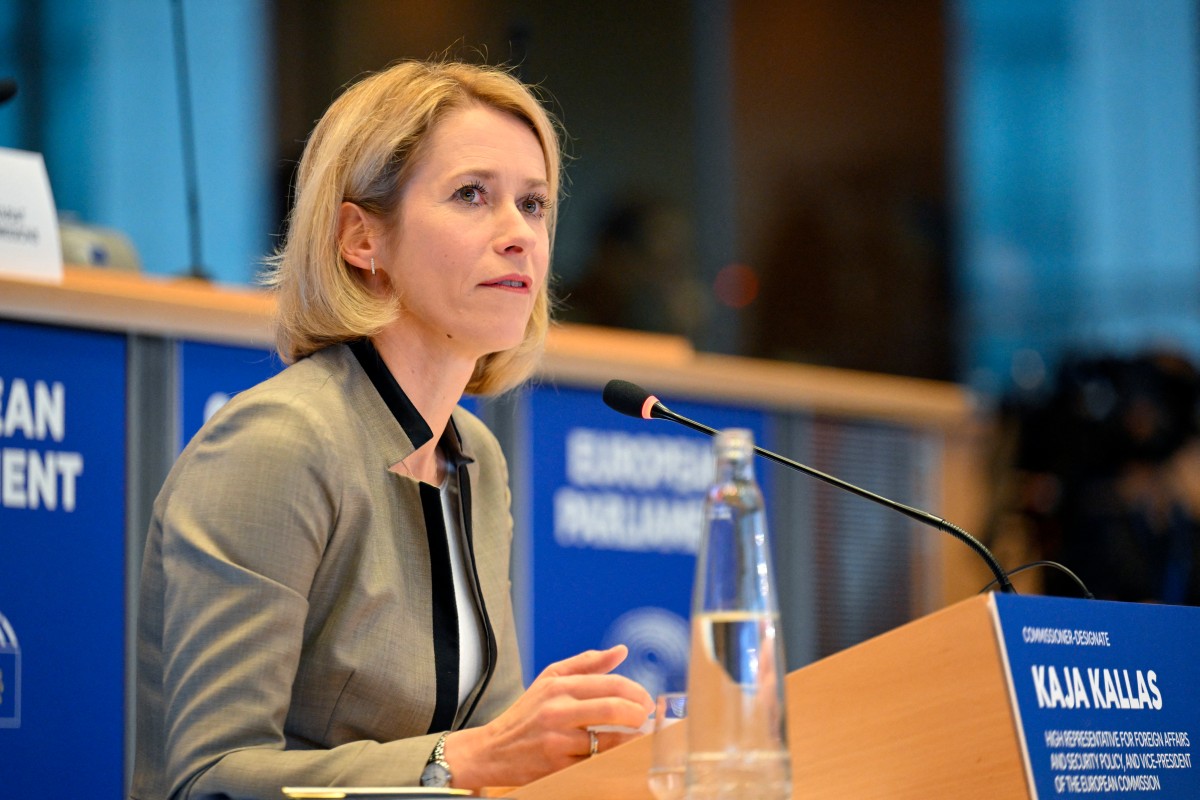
420, 732, 452, 788
427, 731, 449, 765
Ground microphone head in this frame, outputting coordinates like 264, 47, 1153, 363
603, 379, 659, 420
0, 78, 16, 106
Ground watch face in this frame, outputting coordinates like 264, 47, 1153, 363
419, 761, 452, 788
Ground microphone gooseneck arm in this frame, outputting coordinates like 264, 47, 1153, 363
603, 379, 1015, 594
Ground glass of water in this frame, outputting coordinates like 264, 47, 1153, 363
647, 692, 688, 800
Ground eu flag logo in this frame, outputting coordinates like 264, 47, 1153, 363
0, 612, 20, 728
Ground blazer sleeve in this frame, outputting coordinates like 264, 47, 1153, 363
153, 394, 446, 799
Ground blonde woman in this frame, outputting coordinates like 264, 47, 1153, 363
132, 60, 652, 799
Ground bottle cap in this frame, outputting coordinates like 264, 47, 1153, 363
714, 428, 754, 460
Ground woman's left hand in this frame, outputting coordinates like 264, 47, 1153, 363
441, 644, 653, 789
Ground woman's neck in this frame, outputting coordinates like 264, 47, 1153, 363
369, 327, 477, 485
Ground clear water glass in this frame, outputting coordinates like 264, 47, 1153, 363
647, 692, 688, 800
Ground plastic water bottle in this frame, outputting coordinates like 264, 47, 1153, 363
685, 428, 792, 800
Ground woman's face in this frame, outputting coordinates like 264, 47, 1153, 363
382, 104, 550, 360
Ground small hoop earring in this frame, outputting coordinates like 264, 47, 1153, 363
370, 257, 376, 276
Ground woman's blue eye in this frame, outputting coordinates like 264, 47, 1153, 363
522, 194, 551, 217
455, 183, 486, 204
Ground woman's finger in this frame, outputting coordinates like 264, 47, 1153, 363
538, 672, 654, 705
598, 728, 643, 753
538, 644, 628, 679
538, 695, 654, 731
568, 727, 645, 761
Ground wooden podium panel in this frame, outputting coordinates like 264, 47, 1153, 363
507, 594, 1029, 799
786, 594, 1027, 798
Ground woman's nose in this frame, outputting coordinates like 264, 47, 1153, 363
494, 204, 537, 254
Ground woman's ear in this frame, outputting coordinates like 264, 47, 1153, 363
337, 201, 378, 273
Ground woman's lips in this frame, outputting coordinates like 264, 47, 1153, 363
482, 275, 531, 292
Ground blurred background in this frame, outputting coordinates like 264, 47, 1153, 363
1, 0, 1198, 602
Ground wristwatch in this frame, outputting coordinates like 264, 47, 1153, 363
420, 732, 452, 788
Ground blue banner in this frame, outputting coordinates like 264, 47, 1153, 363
0, 320, 126, 797
178, 340, 281, 449
993, 593, 1200, 798
523, 383, 768, 698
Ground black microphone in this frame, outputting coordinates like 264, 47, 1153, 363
0, 78, 17, 106
603, 378, 1015, 593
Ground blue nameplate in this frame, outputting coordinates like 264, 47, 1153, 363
992, 594, 1199, 798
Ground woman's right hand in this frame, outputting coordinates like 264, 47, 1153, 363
443, 644, 654, 789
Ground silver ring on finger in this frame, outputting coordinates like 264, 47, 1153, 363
589, 728, 599, 757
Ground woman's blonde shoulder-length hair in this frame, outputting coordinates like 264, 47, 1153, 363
263, 59, 562, 396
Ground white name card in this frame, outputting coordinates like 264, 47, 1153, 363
0, 147, 63, 283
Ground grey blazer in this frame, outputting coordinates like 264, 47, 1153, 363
131, 342, 524, 800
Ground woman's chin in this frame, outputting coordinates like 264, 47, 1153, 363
474, 320, 530, 355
